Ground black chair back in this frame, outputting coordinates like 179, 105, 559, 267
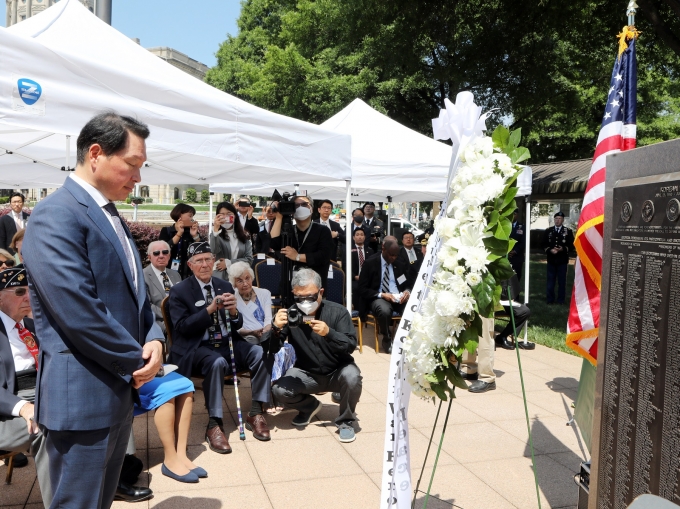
325, 265, 345, 306
255, 259, 282, 298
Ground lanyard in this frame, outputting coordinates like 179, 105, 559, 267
296, 223, 313, 252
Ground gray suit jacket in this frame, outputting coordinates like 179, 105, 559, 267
23, 177, 164, 431
143, 264, 181, 333
0, 318, 36, 419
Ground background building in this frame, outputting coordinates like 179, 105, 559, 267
5, 0, 92, 26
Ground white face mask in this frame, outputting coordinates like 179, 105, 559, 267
294, 206, 312, 221
221, 223, 234, 230
297, 300, 319, 315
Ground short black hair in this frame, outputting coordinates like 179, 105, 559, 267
402, 231, 415, 240
170, 203, 197, 222
76, 111, 150, 165
318, 199, 333, 208
9, 192, 25, 203
353, 208, 364, 216
353, 228, 365, 237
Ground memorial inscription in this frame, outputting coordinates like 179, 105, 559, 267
598, 178, 680, 508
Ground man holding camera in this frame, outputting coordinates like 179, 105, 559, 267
362, 202, 384, 253
267, 269, 361, 443
168, 242, 272, 452
236, 198, 260, 238
269, 194, 334, 291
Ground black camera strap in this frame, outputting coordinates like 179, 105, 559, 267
296, 222, 314, 252
204, 285, 223, 348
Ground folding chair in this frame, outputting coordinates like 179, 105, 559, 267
0, 451, 19, 484
365, 311, 402, 354
324, 265, 363, 353
254, 259, 282, 309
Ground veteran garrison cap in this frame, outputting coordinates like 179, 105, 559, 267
188, 242, 212, 257
0, 265, 28, 289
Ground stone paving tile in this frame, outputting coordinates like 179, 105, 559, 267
0, 458, 38, 507
457, 390, 555, 422
529, 369, 581, 389
498, 416, 588, 458
265, 474, 380, 509
149, 486, 273, 509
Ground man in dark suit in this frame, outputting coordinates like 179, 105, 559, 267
362, 202, 384, 253
314, 199, 345, 260
236, 198, 260, 237
143, 240, 182, 334
0, 266, 49, 503
358, 236, 411, 354
0, 192, 30, 255
168, 242, 272, 452
508, 209, 525, 282
397, 231, 423, 287
348, 208, 369, 247
23, 112, 164, 509
346, 228, 374, 318
256, 205, 276, 256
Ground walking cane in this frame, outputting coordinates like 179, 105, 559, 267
219, 301, 246, 441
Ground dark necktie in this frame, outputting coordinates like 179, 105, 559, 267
358, 247, 365, 269
381, 263, 390, 293
161, 271, 171, 293
103, 203, 136, 290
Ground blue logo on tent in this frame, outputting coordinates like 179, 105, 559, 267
17, 79, 42, 106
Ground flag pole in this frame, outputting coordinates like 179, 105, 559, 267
627, 0, 637, 26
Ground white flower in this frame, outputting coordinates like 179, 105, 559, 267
466, 272, 482, 286
473, 136, 494, 158
459, 245, 490, 273
448, 223, 489, 251
454, 266, 466, 277
436, 217, 459, 239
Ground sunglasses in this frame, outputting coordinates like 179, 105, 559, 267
293, 292, 319, 303
152, 250, 170, 256
295, 202, 310, 209
0, 259, 15, 267
4, 287, 27, 297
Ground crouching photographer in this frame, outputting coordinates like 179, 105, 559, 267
264, 269, 362, 443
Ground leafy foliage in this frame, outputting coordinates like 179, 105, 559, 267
207, 0, 680, 163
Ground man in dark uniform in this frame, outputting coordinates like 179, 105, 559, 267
508, 209, 525, 282
541, 211, 574, 304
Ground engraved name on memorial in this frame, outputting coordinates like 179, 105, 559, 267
598, 178, 680, 508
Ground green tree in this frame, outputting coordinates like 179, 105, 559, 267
201, 189, 210, 203
185, 188, 197, 203
206, 0, 680, 163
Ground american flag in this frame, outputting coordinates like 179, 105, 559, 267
566, 27, 638, 364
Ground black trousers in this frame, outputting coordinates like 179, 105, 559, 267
370, 298, 405, 339
546, 262, 568, 304
192, 340, 271, 419
498, 303, 531, 339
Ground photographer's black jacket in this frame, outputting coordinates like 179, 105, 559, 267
263, 301, 358, 376
270, 221, 334, 289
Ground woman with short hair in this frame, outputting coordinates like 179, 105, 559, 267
159, 203, 202, 279
0, 248, 15, 269
210, 202, 253, 279
228, 261, 295, 414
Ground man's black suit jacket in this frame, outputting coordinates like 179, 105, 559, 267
313, 218, 345, 260
0, 212, 29, 254
0, 317, 36, 418
398, 247, 424, 286
168, 276, 244, 378
358, 253, 412, 305
348, 245, 374, 279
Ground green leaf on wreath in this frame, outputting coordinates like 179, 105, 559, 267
500, 186, 519, 211
492, 125, 510, 149
483, 236, 510, 257
510, 147, 531, 164
440, 350, 449, 367
488, 257, 516, 282
503, 172, 520, 194
486, 210, 500, 230
508, 128, 522, 150
431, 383, 448, 401
494, 217, 512, 240
471, 272, 496, 317
445, 364, 470, 391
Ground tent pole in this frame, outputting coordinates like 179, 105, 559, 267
386, 196, 392, 236
523, 197, 531, 345
209, 192, 214, 225
345, 180, 352, 315
65, 135, 70, 171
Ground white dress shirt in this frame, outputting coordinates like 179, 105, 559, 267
11, 211, 25, 230
377, 255, 399, 297
151, 264, 173, 290
0, 310, 33, 416
69, 174, 138, 286
404, 247, 417, 262
319, 218, 331, 229
355, 245, 366, 272
195, 277, 230, 341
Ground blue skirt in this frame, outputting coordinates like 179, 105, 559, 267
134, 370, 194, 416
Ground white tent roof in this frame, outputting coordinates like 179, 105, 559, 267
212, 99, 453, 202
0, 0, 351, 188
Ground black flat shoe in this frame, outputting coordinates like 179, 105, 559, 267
331, 392, 341, 403
517, 341, 536, 350
114, 483, 154, 502
382, 339, 392, 354
3, 452, 28, 468
468, 381, 496, 393
495, 337, 516, 350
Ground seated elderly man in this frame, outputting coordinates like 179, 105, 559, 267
267, 269, 362, 443
168, 242, 271, 453
143, 240, 182, 334
228, 262, 296, 412
0, 266, 49, 503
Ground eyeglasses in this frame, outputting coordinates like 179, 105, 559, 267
4, 287, 27, 297
293, 292, 319, 303
191, 257, 214, 266
152, 250, 170, 256
295, 202, 310, 209
0, 259, 15, 267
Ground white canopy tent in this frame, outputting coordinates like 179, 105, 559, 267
0, 0, 351, 188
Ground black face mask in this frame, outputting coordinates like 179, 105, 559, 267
353, 215, 363, 224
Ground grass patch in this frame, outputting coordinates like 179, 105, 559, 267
496, 253, 577, 356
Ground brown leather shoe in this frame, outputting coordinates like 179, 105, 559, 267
245, 414, 271, 441
205, 426, 232, 454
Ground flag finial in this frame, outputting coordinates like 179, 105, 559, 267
627, 1, 638, 25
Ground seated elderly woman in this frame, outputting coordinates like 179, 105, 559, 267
227, 261, 295, 413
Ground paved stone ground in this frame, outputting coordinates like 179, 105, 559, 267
1, 324, 587, 509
